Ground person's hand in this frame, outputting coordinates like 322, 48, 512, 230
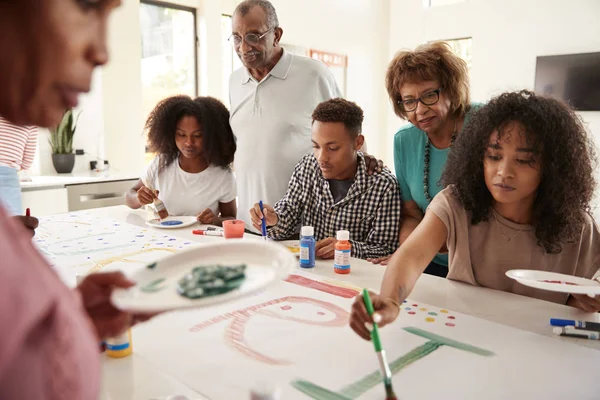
568, 293, 600, 313
196, 208, 218, 224
13, 215, 39, 237
77, 271, 156, 339
315, 237, 336, 259
367, 255, 392, 265
349, 291, 401, 340
136, 185, 157, 206
249, 203, 277, 231
363, 154, 384, 175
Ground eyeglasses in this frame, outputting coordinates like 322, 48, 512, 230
228, 28, 274, 47
397, 88, 442, 112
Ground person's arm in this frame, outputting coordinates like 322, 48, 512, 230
77, 271, 156, 339
218, 200, 236, 220
566, 219, 600, 312
218, 171, 237, 222
350, 211, 447, 340
350, 185, 402, 259
399, 200, 424, 244
21, 127, 38, 171
125, 179, 155, 209
380, 211, 447, 301
197, 200, 236, 226
199, 169, 237, 226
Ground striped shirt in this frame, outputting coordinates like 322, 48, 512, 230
269, 153, 402, 259
0, 117, 38, 170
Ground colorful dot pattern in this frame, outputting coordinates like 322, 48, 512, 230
402, 302, 457, 327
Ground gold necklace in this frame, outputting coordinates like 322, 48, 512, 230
492, 210, 524, 242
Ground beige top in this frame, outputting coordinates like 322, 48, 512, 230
428, 187, 600, 304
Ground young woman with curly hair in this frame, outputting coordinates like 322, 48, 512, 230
350, 91, 600, 339
126, 95, 237, 225
370, 41, 483, 277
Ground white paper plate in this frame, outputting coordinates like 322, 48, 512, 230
146, 216, 198, 229
505, 269, 600, 295
111, 240, 295, 312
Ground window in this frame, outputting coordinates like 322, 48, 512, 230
221, 14, 243, 106
140, 1, 198, 154
444, 38, 473, 70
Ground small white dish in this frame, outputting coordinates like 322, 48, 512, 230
111, 240, 295, 312
146, 216, 198, 229
505, 269, 600, 295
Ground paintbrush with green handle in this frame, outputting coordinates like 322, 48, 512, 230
362, 288, 397, 400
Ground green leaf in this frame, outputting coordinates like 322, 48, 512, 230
49, 109, 78, 154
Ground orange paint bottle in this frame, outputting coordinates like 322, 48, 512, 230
334, 230, 351, 274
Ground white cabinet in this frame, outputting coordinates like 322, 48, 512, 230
21, 178, 138, 216
21, 188, 69, 217
66, 179, 137, 211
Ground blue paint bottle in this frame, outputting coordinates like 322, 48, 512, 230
299, 226, 315, 268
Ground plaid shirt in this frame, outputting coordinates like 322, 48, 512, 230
268, 153, 401, 259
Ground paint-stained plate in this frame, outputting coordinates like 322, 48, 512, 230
146, 216, 198, 229
506, 269, 600, 295
111, 240, 295, 312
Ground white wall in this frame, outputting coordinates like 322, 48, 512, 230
102, 0, 146, 174
33, 70, 106, 175
387, 0, 600, 165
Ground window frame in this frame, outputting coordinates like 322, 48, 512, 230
140, 0, 199, 97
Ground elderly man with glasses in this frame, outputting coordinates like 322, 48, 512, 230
228, 0, 382, 233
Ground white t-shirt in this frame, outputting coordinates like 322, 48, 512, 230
229, 50, 342, 231
141, 156, 236, 217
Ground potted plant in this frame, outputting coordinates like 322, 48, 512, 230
49, 109, 79, 173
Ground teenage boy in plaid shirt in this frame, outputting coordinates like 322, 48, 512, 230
250, 98, 401, 260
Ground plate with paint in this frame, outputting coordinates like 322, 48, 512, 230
111, 240, 296, 312
146, 216, 198, 229
506, 269, 600, 295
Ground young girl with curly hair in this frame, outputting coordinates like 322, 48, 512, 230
126, 95, 237, 225
350, 90, 600, 339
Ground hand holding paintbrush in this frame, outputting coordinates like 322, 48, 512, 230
362, 289, 398, 400
137, 184, 169, 219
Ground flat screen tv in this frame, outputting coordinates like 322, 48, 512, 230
534, 52, 600, 111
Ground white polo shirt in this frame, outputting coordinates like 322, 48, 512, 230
229, 50, 342, 231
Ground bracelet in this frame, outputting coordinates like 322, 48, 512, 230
387, 298, 401, 310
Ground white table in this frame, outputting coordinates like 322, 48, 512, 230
49, 206, 600, 399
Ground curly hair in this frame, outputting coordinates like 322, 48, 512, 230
442, 90, 596, 253
386, 41, 470, 120
145, 95, 236, 171
311, 98, 364, 138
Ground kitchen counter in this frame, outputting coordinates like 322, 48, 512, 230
20, 171, 139, 191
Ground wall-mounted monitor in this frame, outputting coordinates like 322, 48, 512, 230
534, 52, 600, 111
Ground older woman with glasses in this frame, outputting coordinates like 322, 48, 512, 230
368, 42, 482, 277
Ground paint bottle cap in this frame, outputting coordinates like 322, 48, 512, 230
553, 327, 564, 335
337, 230, 350, 241
301, 226, 314, 237
250, 381, 281, 400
